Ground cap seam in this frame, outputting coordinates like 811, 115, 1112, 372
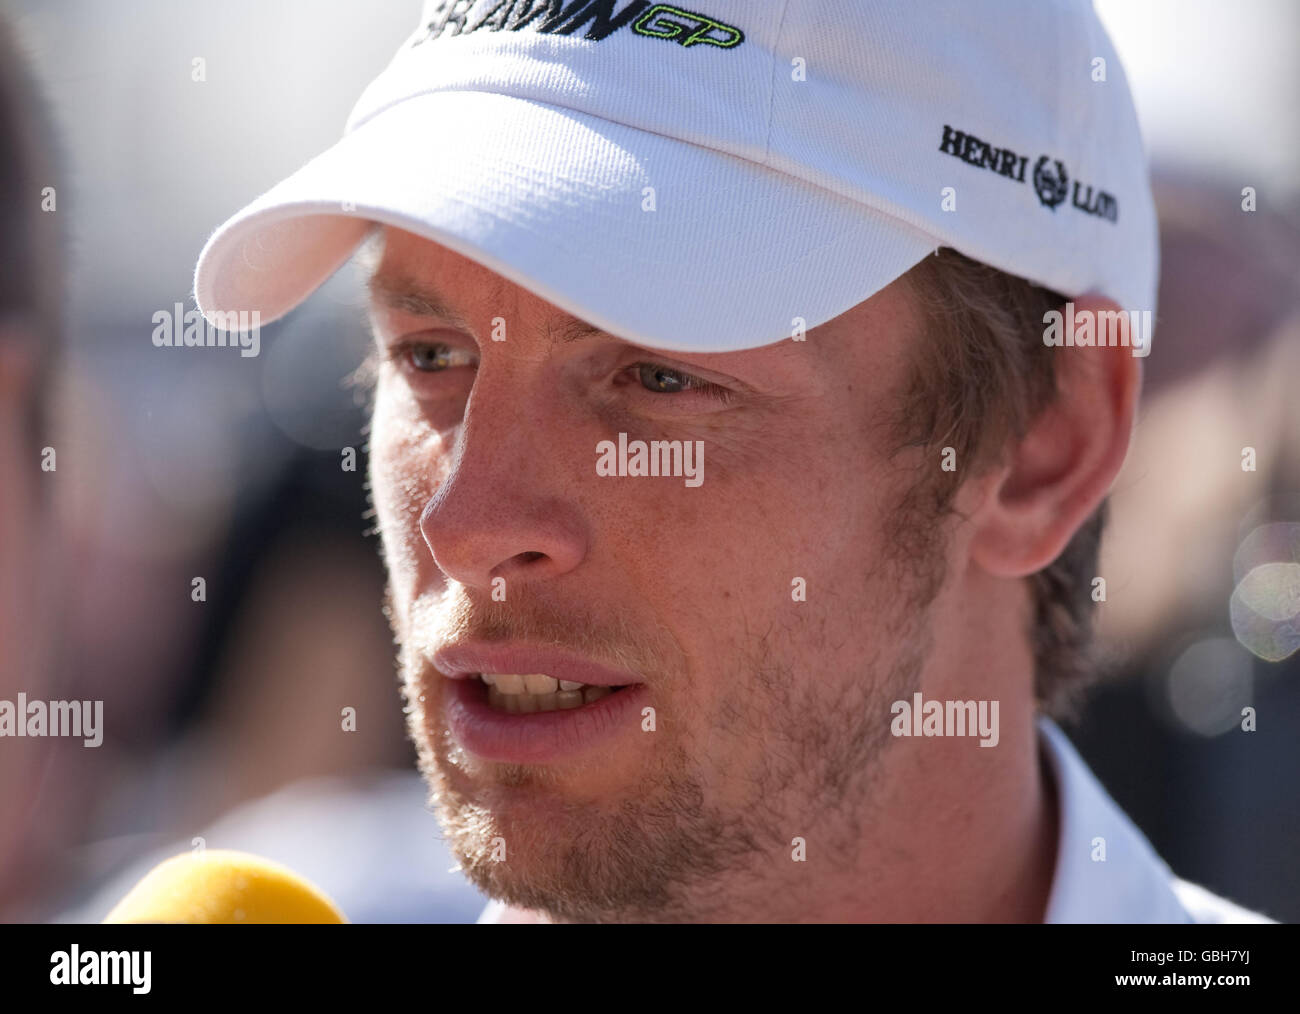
1052, 1, 1069, 183
761, 0, 793, 165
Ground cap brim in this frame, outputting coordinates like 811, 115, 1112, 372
195, 89, 937, 353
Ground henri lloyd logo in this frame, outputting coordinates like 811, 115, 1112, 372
938, 124, 1119, 223
412, 1, 744, 49
1032, 156, 1068, 210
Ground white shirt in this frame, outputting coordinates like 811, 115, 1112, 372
478, 717, 1276, 923
1038, 716, 1273, 923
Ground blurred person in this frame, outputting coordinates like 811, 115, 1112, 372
0, 11, 64, 914
192, 1, 1276, 923
0, 2, 474, 920
1071, 172, 1300, 919
1101, 173, 1300, 647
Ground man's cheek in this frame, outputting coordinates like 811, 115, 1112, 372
369, 395, 443, 522
369, 436, 437, 596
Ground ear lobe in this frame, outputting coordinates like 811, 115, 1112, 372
969, 295, 1142, 579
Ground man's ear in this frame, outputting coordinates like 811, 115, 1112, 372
969, 294, 1142, 578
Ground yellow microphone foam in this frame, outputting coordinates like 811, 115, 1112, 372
103, 849, 348, 924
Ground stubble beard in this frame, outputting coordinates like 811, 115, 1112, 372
386, 486, 948, 922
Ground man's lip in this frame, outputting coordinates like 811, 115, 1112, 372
431, 643, 644, 688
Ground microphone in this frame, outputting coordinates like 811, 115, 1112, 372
103, 849, 348, 923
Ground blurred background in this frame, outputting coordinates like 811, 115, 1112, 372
0, 0, 1296, 922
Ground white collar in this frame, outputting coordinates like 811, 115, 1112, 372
1038, 716, 1276, 923
1037, 715, 1195, 922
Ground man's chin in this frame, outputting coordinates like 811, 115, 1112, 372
415, 723, 731, 922
426, 760, 661, 922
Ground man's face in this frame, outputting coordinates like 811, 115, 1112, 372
367, 226, 954, 921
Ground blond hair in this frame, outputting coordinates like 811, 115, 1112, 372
900, 247, 1108, 718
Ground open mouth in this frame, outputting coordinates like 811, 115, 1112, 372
477, 673, 633, 713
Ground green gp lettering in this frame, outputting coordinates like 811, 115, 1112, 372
632, 4, 745, 48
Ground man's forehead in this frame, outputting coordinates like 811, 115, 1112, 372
362, 230, 878, 383
367, 268, 606, 347
362, 225, 607, 343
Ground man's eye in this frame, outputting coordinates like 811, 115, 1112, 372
395, 341, 476, 372
634, 363, 731, 402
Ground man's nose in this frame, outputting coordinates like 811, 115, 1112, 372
417, 380, 588, 592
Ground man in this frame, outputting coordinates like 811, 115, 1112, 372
194, 0, 1272, 922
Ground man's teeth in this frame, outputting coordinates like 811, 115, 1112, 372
480, 673, 618, 713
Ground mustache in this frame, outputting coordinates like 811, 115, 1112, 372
390, 581, 686, 680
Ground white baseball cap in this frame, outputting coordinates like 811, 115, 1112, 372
194, 0, 1158, 353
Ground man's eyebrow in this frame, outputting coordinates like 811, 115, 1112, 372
367, 274, 471, 331
551, 318, 605, 344
367, 272, 608, 346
